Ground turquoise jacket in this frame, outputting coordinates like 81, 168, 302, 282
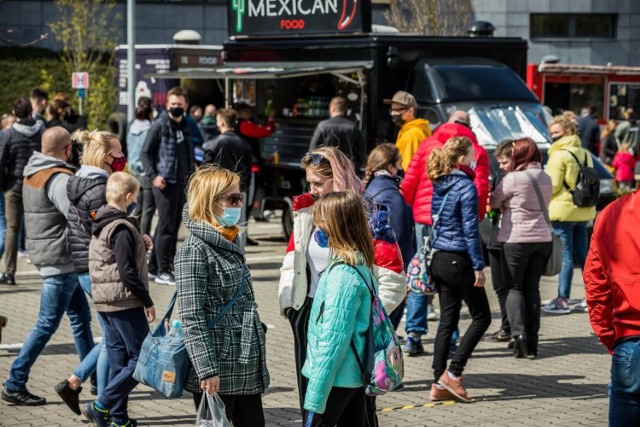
302, 260, 374, 414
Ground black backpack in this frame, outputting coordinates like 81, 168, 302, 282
562, 149, 600, 208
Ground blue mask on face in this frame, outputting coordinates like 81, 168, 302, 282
313, 228, 329, 248
127, 202, 137, 216
216, 207, 242, 227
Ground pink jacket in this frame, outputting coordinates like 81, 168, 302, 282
612, 151, 636, 182
490, 163, 552, 243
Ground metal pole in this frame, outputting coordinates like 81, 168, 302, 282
127, 0, 136, 122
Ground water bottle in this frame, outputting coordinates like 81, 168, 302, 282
167, 320, 181, 337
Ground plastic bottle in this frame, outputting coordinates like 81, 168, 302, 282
167, 319, 181, 337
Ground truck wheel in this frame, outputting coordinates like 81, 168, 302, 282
282, 205, 293, 241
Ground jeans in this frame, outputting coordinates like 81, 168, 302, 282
405, 223, 431, 335
501, 242, 552, 340
99, 307, 149, 425
134, 175, 156, 237
72, 273, 109, 394
0, 193, 6, 259
5, 272, 94, 391
431, 251, 491, 380
609, 339, 640, 427
4, 189, 24, 275
552, 221, 589, 299
149, 182, 185, 274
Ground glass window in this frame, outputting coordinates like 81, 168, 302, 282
576, 14, 616, 38
530, 14, 616, 39
531, 14, 570, 38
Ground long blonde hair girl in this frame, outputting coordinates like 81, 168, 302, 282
428, 136, 473, 182
312, 191, 374, 268
73, 130, 118, 168
187, 165, 240, 229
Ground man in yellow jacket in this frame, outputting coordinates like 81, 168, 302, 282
384, 91, 431, 170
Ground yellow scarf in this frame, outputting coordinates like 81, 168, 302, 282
218, 225, 240, 242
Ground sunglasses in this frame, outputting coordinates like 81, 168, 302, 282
217, 193, 243, 206
303, 152, 329, 166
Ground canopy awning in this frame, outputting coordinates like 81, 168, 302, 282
538, 63, 640, 76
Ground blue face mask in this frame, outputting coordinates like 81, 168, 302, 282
127, 202, 137, 216
313, 228, 329, 248
216, 207, 242, 227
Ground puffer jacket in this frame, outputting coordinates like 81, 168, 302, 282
0, 120, 43, 192
302, 261, 373, 414
401, 123, 490, 225
396, 118, 431, 170
489, 163, 552, 243
364, 173, 415, 268
176, 206, 270, 395
612, 151, 636, 182
431, 169, 485, 271
546, 135, 597, 222
278, 193, 405, 316
67, 166, 108, 273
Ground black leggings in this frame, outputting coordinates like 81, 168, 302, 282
431, 251, 492, 380
192, 392, 265, 427
288, 297, 313, 415
303, 387, 372, 427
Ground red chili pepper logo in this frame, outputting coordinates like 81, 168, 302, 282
337, 0, 358, 30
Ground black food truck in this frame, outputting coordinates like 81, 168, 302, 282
150, 1, 554, 239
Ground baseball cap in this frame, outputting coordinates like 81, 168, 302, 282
383, 91, 417, 109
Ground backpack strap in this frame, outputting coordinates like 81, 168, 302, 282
524, 171, 552, 228
561, 149, 588, 191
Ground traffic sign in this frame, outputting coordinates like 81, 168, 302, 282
72, 72, 90, 89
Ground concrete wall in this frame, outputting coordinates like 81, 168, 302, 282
474, 0, 640, 66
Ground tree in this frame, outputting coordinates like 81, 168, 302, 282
48, 0, 120, 130
384, 0, 474, 36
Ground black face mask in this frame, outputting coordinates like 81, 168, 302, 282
552, 135, 562, 142
391, 114, 405, 127
396, 169, 405, 178
169, 107, 184, 119
68, 143, 82, 168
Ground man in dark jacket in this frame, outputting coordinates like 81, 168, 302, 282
2, 126, 93, 406
577, 105, 600, 155
204, 108, 252, 250
309, 97, 364, 171
0, 97, 43, 285
141, 86, 195, 285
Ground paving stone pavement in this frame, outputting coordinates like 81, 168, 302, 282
0, 219, 609, 426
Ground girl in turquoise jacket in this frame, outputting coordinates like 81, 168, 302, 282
302, 191, 376, 426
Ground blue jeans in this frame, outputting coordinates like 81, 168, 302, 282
609, 339, 640, 426
551, 221, 589, 299
72, 273, 109, 394
99, 308, 149, 424
405, 223, 430, 335
0, 193, 6, 259
5, 272, 94, 391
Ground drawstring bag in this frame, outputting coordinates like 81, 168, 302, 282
405, 193, 449, 295
196, 393, 231, 427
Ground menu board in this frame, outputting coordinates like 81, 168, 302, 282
609, 83, 640, 120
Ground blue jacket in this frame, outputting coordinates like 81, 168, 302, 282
302, 261, 373, 414
365, 174, 416, 268
431, 170, 485, 271
126, 119, 151, 176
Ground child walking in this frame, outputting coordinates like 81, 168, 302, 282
612, 142, 636, 191
83, 172, 155, 427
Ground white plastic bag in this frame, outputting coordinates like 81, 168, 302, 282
195, 393, 231, 427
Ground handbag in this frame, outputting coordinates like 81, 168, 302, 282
524, 171, 563, 276
405, 193, 449, 294
133, 268, 246, 398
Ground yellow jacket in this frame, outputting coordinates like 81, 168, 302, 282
395, 118, 431, 170
546, 135, 597, 222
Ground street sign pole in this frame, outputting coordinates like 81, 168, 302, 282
127, 0, 136, 122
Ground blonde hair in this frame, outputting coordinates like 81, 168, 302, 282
363, 143, 401, 186
312, 191, 374, 267
186, 165, 240, 228
550, 112, 577, 136
601, 119, 617, 139
428, 137, 473, 181
302, 146, 364, 193
620, 142, 631, 152
74, 130, 118, 167
106, 172, 140, 203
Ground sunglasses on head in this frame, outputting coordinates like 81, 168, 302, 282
304, 152, 329, 167
217, 193, 243, 206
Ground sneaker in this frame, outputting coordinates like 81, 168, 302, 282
437, 372, 473, 403
54, 380, 82, 415
82, 402, 110, 427
17, 250, 29, 258
573, 298, 588, 312
154, 272, 176, 286
111, 420, 137, 427
542, 297, 571, 314
427, 305, 439, 321
404, 335, 424, 356
0, 315, 7, 344
429, 383, 458, 401
485, 329, 511, 342
0, 272, 16, 286
1, 387, 46, 406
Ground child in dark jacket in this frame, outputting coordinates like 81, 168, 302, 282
83, 172, 155, 427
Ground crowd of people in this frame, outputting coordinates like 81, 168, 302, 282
0, 84, 637, 426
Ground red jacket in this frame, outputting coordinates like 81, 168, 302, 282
612, 151, 636, 182
584, 191, 640, 354
400, 123, 490, 225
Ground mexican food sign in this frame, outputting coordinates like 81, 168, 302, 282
229, 0, 371, 36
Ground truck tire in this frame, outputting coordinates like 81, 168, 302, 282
107, 112, 128, 150
282, 204, 293, 242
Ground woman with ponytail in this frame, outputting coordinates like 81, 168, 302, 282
427, 137, 491, 403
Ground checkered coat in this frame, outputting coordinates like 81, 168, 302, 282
176, 208, 270, 395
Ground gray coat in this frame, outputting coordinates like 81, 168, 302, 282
175, 207, 270, 395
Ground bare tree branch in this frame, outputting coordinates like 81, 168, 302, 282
384, 0, 474, 36
0, 29, 49, 47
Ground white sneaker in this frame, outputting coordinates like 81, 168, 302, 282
427, 305, 439, 321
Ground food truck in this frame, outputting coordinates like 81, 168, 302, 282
150, 1, 552, 238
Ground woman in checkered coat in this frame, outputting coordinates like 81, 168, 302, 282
175, 166, 270, 426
